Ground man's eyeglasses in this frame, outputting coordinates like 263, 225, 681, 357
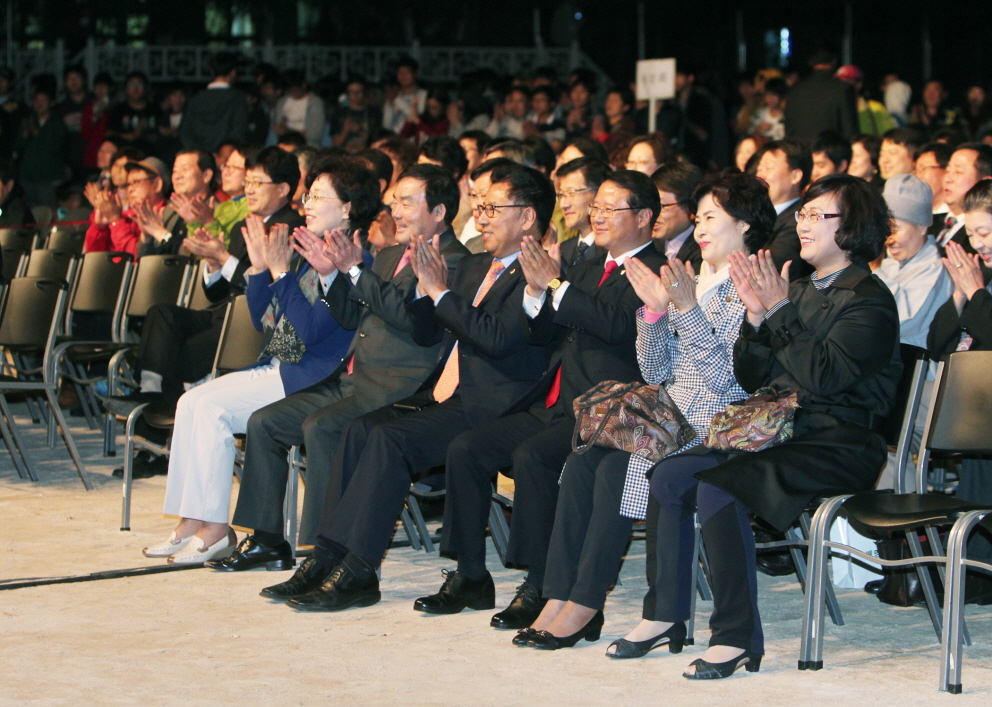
243, 178, 275, 190
589, 204, 639, 219
556, 187, 593, 201
222, 163, 246, 173
302, 192, 342, 205
795, 210, 842, 224
478, 203, 528, 217
659, 201, 683, 210
125, 176, 153, 188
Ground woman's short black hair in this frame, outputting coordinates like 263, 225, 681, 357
248, 145, 301, 194
308, 158, 381, 232
488, 163, 556, 235
604, 169, 662, 227
397, 163, 461, 227
693, 171, 776, 254
801, 173, 891, 264
563, 136, 608, 163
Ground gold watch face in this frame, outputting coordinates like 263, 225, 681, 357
548, 278, 562, 290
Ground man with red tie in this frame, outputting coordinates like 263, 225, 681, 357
413, 170, 668, 629
270, 164, 557, 611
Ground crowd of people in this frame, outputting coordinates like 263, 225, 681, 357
4, 44, 992, 682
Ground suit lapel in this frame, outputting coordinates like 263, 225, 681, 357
477, 258, 521, 307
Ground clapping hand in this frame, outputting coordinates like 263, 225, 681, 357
131, 199, 169, 242
626, 256, 670, 314
263, 222, 294, 278
91, 187, 122, 226
410, 234, 448, 299
171, 192, 215, 225
292, 226, 337, 276
241, 214, 269, 274
729, 250, 791, 327
518, 235, 561, 298
943, 240, 985, 309
661, 258, 698, 313
323, 229, 364, 273
183, 227, 229, 271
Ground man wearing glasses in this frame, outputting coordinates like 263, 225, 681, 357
556, 156, 610, 275
651, 161, 704, 271
412, 170, 667, 630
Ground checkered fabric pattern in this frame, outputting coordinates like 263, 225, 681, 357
619, 279, 749, 519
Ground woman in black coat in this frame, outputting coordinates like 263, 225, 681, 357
620, 174, 901, 679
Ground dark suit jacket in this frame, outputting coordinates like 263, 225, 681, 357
406, 252, 553, 427
769, 200, 814, 280
701, 264, 902, 530
523, 243, 667, 418
322, 228, 470, 414
204, 202, 305, 305
559, 236, 606, 277
782, 69, 860, 141
928, 288, 992, 359
652, 229, 701, 271
136, 206, 186, 258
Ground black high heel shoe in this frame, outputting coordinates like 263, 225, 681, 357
512, 628, 537, 646
527, 611, 604, 650
683, 650, 762, 679
606, 621, 688, 659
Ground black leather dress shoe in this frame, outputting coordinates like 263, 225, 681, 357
260, 556, 336, 600
205, 535, 295, 572
413, 570, 496, 614
286, 564, 381, 612
490, 578, 547, 629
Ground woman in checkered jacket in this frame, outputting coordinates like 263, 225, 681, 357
514, 172, 776, 653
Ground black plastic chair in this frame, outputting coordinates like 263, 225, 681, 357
45, 227, 87, 256
24, 249, 76, 281
0, 277, 92, 488
800, 351, 992, 688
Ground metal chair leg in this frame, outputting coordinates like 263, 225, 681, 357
489, 498, 510, 565
786, 524, 844, 627
687, 513, 704, 645
906, 528, 945, 640
697, 535, 713, 601
400, 505, 422, 551
120, 403, 149, 530
44, 388, 92, 490
284, 447, 300, 551
407, 495, 435, 553
940, 511, 986, 694
799, 494, 849, 670
0, 394, 37, 481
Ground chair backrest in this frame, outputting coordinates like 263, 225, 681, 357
212, 295, 264, 375
69, 251, 134, 314
25, 249, 75, 280
46, 227, 86, 256
917, 351, 992, 492
186, 259, 214, 311
0, 228, 34, 252
0, 277, 67, 350
30, 206, 53, 226
1, 246, 24, 283
123, 254, 192, 319
890, 345, 929, 495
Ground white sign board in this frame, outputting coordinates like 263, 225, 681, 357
636, 58, 676, 101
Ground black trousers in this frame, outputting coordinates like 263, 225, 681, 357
440, 404, 572, 581
646, 451, 763, 654
317, 397, 478, 569
138, 304, 224, 401
230, 374, 359, 545
542, 447, 634, 610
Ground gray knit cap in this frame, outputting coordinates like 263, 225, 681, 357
883, 173, 933, 226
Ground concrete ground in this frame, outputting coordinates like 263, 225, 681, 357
2, 400, 992, 706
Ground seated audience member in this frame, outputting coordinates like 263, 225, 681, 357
142, 161, 361, 564
15, 77, 68, 208
526, 85, 566, 151
910, 80, 964, 138
417, 136, 470, 233
595, 86, 636, 156
459, 131, 490, 175
83, 145, 142, 251
914, 141, 952, 232
523, 136, 556, 177
144, 148, 217, 242
382, 57, 428, 134
934, 142, 992, 254
810, 132, 852, 183
372, 135, 419, 204
0, 159, 31, 227
555, 157, 611, 274
482, 138, 536, 167
874, 174, 952, 489
102, 146, 303, 415
734, 135, 767, 175
106, 71, 160, 155
486, 86, 530, 140
354, 147, 398, 253
180, 52, 248, 153
565, 77, 595, 141
754, 138, 814, 278
332, 77, 382, 152
279, 164, 556, 612
412, 169, 668, 629
554, 136, 609, 178
209, 164, 469, 572
461, 157, 517, 254
878, 127, 926, 181
617, 173, 898, 679
749, 78, 786, 140
400, 88, 451, 144
171, 144, 251, 245
272, 70, 326, 147
927, 179, 992, 563
651, 161, 704, 270
80, 73, 115, 171
846, 134, 882, 184
91, 136, 122, 188
291, 146, 320, 213
276, 130, 307, 153
625, 134, 671, 177
518, 172, 773, 651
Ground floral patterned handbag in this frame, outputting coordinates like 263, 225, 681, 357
705, 387, 800, 452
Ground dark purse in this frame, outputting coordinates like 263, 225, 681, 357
571, 381, 695, 463
705, 387, 800, 452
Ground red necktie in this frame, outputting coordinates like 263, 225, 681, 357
392, 246, 412, 277
938, 216, 956, 246
546, 260, 619, 408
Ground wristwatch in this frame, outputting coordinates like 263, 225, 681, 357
348, 262, 365, 279
274, 271, 289, 281
547, 278, 565, 293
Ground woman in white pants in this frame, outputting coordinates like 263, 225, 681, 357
144, 156, 379, 563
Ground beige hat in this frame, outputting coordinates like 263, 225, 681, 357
124, 157, 171, 193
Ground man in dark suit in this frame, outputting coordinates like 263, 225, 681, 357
651, 161, 702, 271
208, 164, 470, 570
273, 164, 556, 611
916, 142, 952, 236
755, 139, 814, 280
103, 146, 304, 413
782, 48, 859, 142
555, 156, 610, 275
413, 170, 667, 629
933, 143, 992, 257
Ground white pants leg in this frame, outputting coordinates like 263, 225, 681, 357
163, 366, 285, 523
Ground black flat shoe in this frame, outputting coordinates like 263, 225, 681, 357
512, 628, 537, 646
528, 611, 604, 650
490, 577, 547, 629
286, 563, 380, 612
205, 534, 295, 572
606, 622, 688, 659
413, 570, 495, 614
683, 650, 762, 680
260, 556, 336, 599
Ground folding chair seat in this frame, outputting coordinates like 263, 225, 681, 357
799, 350, 992, 686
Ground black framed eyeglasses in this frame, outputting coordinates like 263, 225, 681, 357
589, 204, 639, 218
479, 203, 528, 217
795, 211, 842, 224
